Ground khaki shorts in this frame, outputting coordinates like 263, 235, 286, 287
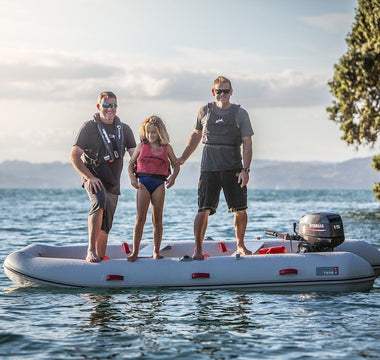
198, 170, 247, 215
83, 180, 119, 234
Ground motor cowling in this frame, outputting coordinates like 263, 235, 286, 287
299, 212, 345, 251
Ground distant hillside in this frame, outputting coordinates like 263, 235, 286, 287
0, 158, 378, 189
0, 161, 79, 189
251, 157, 379, 190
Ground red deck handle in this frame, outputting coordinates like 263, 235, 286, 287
256, 246, 286, 255
192, 273, 210, 279
279, 268, 298, 275
122, 242, 131, 254
218, 241, 227, 253
106, 275, 124, 281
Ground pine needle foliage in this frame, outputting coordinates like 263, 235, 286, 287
327, 0, 380, 200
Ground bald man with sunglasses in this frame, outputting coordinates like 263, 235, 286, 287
71, 91, 136, 263
178, 76, 254, 260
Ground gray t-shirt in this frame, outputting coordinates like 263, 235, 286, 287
196, 103, 254, 172
74, 118, 136, 194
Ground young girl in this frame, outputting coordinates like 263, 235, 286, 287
127, 116, 180, 261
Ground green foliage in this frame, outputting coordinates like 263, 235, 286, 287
372, 154, 380, 171
327, 0, 380, 200
373, 182, 380, 201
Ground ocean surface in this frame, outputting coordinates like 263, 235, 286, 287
0, 189, 379, 359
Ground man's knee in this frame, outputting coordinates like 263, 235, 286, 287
234, 210, 247, 225
91, 207, 104, 216
196, 209, 211, 218
89, 202, 105, 215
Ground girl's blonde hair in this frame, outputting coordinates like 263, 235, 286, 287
140, 116, 170, 145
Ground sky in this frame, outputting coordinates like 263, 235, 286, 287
0, 0, 377, 164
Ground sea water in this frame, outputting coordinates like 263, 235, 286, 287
0, 189, 379, 359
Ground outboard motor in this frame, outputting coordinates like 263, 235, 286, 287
298, 212, 345, 251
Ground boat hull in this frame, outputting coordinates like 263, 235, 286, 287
3, 240, 379, 292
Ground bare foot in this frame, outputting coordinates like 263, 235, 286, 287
153, 253, 164, 259
192, 253, 205, 261
86, 250, 101, 263
237, 246, 252, 256
127, 253, 138, 262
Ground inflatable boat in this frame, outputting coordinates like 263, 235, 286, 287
4, 213, 380, 292
3, 238, 380, 292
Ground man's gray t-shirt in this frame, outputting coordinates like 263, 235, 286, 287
74, 119, 136, 194
196, 103, 254, 172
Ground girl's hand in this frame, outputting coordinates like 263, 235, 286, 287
166, 176, 175, 189
130, 176, 139, 189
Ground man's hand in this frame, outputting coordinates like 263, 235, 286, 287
176, 157, 186, 166
238, 171, 250, 188
88, 176, 103, 193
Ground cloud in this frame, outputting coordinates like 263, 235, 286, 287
298, 13, 353, 32
0, 49, 330, 108
234, 70, 330, 107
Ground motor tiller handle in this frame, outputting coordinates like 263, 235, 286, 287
264, 230, 284, 238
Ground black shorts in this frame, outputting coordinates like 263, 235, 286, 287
83, 180, 119, 234
198, 170, 247, 215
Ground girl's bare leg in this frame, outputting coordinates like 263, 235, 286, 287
128, 186, 151, 262
151, 184, 165, 259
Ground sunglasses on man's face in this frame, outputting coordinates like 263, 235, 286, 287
214, 89, 231, 95
102, 103, 118, 109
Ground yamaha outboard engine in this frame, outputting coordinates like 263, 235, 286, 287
298, 212, 345, 251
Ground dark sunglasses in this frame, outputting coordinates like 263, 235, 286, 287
102, 103, 118, 109
214, 89, 231, 95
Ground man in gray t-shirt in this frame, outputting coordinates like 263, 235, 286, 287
178, 76, 254, 260
71, 91, 136, 263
